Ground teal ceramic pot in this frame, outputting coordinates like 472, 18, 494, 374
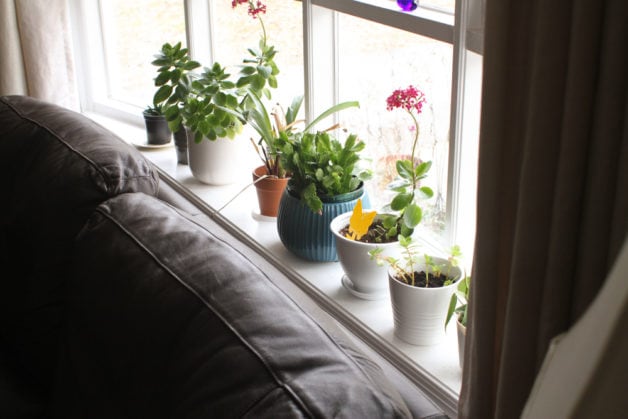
277, 182, 369, 262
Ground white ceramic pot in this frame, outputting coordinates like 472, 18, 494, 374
457, 319, 466, 369
388, 257, 462, 346
330, 212, 401, 300
188, 135, 243, 185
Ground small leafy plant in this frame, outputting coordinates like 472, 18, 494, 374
446, 273, 470, 328
371, 241, 462, 288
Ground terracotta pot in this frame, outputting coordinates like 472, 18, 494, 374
252, 165, 289, 217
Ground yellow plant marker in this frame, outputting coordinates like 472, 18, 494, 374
347, 199, 377, 241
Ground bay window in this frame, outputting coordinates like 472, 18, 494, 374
70, 0, 483, 412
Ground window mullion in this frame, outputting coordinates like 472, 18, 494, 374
184, 0, 212, 63
447, 0, 483, 262
302, 1, 337, 124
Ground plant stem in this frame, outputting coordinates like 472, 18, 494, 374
259, 17, 267, 45
408, 109, 420, 201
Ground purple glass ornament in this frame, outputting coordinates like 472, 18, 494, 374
397, 0, 418, 12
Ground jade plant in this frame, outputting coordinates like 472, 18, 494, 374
151, 42, 201, 133
179, 62, 244, 142
151, 0, 281, 143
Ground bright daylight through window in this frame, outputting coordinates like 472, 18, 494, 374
78, 0, 480, 261
71, 0, 482, 411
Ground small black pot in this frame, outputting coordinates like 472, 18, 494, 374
143, 112, 172, 145
173, 127, 189, 165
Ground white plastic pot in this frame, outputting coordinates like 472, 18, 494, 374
388, 257, 462, 346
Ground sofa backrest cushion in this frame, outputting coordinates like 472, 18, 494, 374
56, 192, 410, 418
0, 96, 159, 395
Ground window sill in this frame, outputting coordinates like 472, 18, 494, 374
87, 113, 462, 417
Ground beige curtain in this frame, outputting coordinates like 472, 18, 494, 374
459, 0, 628, 417
0, 0, 78, 110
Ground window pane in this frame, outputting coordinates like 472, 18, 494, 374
375, 0, 455, 15
420, 0, 455, 14
99, 0, 186, 108
211, 0, 304, 106
337, 12, 453, 237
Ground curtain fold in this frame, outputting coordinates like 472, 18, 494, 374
459, 0, 628, 417
0, 0, 77, 110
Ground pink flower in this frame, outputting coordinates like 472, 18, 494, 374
232, 0, 266, 18
386, 85, 426, 115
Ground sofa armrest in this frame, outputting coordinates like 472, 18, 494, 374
56, 193, 412, 418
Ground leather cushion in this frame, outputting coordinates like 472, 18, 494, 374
56, 193, 410, 418
0, 96, 159, 397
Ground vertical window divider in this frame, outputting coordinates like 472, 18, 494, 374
446, 0, 467, 249
445, 0, 468, 248
302, 0, 315, 123
185, 0, 212, 63
302, 2, 337, 124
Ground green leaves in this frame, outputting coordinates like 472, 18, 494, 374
150, 42, 201, 132
446, 274, 470, 328
303, 101, 360, 133
153, 85, 172, 106
278, 113, 367, 214
396, 159, 414, 180
383, 158, 434, 239
391, 192, 412, 211
403, 203, 422, 228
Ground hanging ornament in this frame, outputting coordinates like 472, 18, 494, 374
397, 0, 418, 12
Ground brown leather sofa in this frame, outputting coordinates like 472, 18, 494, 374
0, 95, 447, 418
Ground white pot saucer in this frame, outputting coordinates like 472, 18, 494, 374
251, 209, 276, 222
341, 275, 388, 301
130, 138, 174, 150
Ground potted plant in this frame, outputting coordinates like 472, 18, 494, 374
330, 85, 432, 298
242, 91, 304, 217
179, 61, 248, 185
330, 198, 400, 299
373, 241, 463, 345
142, 105, 172, 146
446, 273, 470, 368
153, 0, 279, 184
151, 41, 201, 164
275, 100, 371, 262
